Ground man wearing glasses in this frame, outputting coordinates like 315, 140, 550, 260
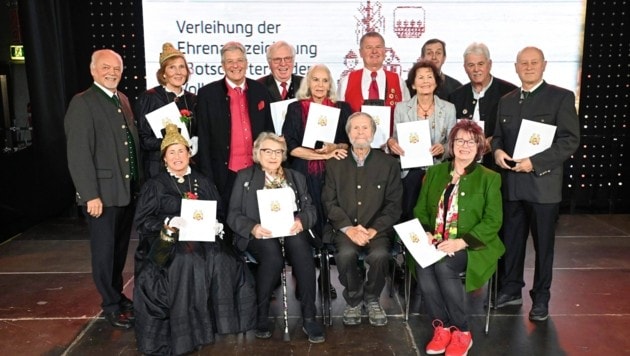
196, 41, 274, 209
258, 41, 303, 102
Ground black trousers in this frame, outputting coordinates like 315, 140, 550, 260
334, 233, 391, 306
417, 251, 468, 330
84, 202, 135, 313
247, 233, 317, 327
499, 200, 559, 305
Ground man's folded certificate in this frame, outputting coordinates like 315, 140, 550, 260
302, 103, 340, 148
256, 187, 295, 238
361, 105, 391, 148
394, 218, 446, 268
179, 199, 217, 242
270, 98, 297, 135
512, 119, 557, 160
145, 102, 190, 141
396, 120, 433, 169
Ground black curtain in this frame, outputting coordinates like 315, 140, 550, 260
16, 0, 77, 218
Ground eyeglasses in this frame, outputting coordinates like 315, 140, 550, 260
271, 56, 293, 64
454, 138, 477, 147
260, 148, 284, 157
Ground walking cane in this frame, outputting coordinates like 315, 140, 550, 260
279, 236, 290, 341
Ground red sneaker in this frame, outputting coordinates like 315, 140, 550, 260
446, 329, 473, 356
426, 320, 452, 355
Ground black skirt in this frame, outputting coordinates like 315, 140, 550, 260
134, 239, 256, 355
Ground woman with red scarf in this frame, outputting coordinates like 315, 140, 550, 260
282, 64, 352, 247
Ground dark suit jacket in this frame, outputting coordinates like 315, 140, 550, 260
448, 76, 517, 136
195, 78, 274, 195
322, 149, 402, 240
227, 165, 317, 252
65, 85, 141, 207
257, 74, 303, 102
492, 81, 580, 204
434, 74, 462, 100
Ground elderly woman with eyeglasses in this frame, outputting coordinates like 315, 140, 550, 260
227, 132, 325, 343
413, 120, 504, 356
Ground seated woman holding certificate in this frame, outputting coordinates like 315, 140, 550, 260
227, 132, 325, 343
413, 120, 504, 356
134, 42, 197, 178
282, 64, 351, 243
134, 124, 256, 356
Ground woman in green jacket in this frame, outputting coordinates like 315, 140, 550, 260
413, 119, 504, 356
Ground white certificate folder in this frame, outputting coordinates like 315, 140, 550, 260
361, 105, 391, 148
512, 119, 557, 160
396, 120, 434, 169
179, 199, 217, 242
394, 218, 446, 268
256, 187, 295, 238
302, 103, 340, 148
145, 101, 191, 141
270, 98, 297, 135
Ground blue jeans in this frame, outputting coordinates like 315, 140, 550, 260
416, 250, 469, 330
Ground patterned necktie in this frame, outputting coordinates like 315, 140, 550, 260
368, 71, 379, 100
235, 87, 243, 95
280, 82, 288, 100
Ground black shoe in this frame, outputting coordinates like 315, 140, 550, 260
529, 303, 549, 321
103, 311, 133, 329
119, 295, 135, 320
302, 318, 325, 343
119, 295, 134, 312
495, 293, 523, 308
254, 328, 272, 339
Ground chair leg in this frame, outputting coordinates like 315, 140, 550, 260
389, 258, 396, 297
404, 257, 411, 321
319, 248, 332, 326
492, 270, 499, 309
485, 272, 496, 335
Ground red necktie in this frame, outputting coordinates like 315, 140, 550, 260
280, 82, 288, 100
368, 71, 379, 100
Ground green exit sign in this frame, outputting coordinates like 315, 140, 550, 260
10, 45, 24, 61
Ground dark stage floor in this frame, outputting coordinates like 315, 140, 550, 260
0, 214, 629, 355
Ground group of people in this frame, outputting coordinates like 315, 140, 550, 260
64, 31, 579, 356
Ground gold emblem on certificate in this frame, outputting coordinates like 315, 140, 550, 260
408, 132, 420, 144
317, 116, 328, 126
529, 133, 541, 145
270, 200, 281, 212
410, 232, 420, 243
373, 115, 381, 125
192, 209, 204, 221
